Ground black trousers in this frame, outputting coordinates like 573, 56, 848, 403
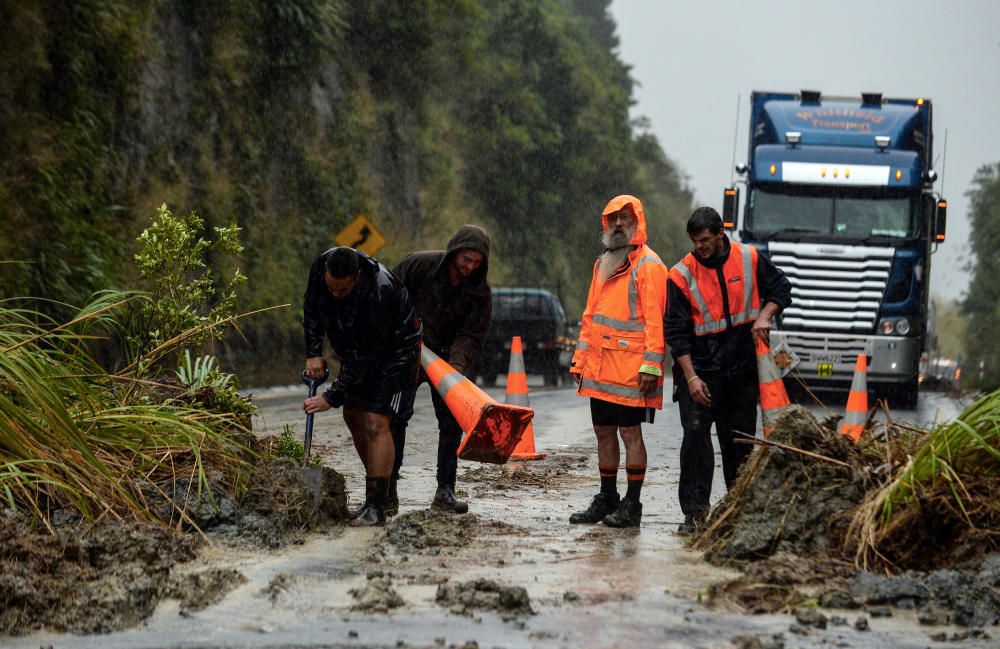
677, 372, 758, 518
391, 380, 464, 488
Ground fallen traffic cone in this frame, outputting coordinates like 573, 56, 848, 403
421, 345, 534, 464
756, 336, 791, 438
505, 336, 545, 460
838, 354, 868, 443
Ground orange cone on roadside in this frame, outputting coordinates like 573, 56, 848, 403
421, 345, 534, 464
756, 336, 791, 437
839, 354, 868, 443
505, 336, 545, 460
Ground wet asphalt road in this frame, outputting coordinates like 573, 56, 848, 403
12, 380, 983, 649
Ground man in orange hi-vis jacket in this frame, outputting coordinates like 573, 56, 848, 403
666, 207, 791, 535
568, 195, 668, 528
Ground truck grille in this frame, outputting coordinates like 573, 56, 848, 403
767, 242, 893, 334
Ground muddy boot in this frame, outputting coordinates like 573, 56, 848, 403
350, 500, 386, 527
676, 513, 705, 535
384, 477, 399, 517
431, 485, 468, 514
569, 492, 620, 524
602, 498, 642, 528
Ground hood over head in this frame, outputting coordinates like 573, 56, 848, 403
441, 224, 491, 283
601, 195, 647, 247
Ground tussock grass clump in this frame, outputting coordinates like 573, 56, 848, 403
0, 293, 254, 528
848, 390, 1000, 570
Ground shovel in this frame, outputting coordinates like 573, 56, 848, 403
301, 368, 329, 467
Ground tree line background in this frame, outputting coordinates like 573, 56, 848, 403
0, 0, 694, 386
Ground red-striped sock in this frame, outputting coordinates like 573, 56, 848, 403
625, 464, 646, 501
599, 465, 618, 496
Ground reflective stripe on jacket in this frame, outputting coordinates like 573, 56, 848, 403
669, 243, 761, 336
571, 195, 668, 409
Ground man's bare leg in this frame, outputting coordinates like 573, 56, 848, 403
343, 407, 394, 526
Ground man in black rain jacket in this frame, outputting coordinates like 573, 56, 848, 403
303, 246, 422, 526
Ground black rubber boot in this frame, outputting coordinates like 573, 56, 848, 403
384, 477, 399, 517
569, 492, 620, 524
431, 485, 468, 514
602, 498, 642, 528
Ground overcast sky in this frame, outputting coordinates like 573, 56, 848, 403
610, 0, 1000, 302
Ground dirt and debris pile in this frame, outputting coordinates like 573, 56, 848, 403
695, 406, 866, 563
436, 578, 534, 619
0, 510, 199, 635
164, 567, 247, 616
695, 402, 1000, 628
379, 509, 525, 556
0, 459, 348, 635
234, 459, 348, 546
153, 458, 348, 548
349, 571, 405, 612
459, 455, 588, 497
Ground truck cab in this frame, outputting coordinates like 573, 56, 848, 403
725, 91, 947, 408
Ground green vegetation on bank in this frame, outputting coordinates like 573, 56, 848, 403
0, 206, 259, 526
0, 0, 693, 385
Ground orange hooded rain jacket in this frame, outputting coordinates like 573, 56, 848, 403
570, 195, 668, 409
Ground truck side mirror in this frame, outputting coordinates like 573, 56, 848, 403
934, 198, 947, 242
722, 187, 739, 230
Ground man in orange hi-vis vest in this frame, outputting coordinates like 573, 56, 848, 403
568, 195, 668, 528
666, 207, 791, 534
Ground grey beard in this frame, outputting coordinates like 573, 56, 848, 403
598, 246, 630, 281
602, 227, 631, 250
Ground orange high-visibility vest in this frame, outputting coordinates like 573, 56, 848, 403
571, 195, 668, 409
669, 242, 761, 336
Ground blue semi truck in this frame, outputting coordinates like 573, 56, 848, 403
723, 90, 948, 408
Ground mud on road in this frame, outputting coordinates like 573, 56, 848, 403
5, 382, 994, 649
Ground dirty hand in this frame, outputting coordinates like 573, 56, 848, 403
688, 377, 712, 407
306, 356, 327, 380
303, 395, 332, 414
637, 372, 657, 395
751, 315, 772, 344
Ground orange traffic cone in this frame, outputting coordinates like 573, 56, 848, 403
756, 336, 791, 437
505, 336, 545, 460
838, 354, 868, 443
421, 345, 534, 463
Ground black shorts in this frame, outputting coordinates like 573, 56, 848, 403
343, 385, 406, 417
590, 398, 655, 427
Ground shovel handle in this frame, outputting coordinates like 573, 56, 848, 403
302, 368, 329, 466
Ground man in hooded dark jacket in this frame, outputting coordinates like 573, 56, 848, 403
303, 246, 422, 526
391, 225, 492, 514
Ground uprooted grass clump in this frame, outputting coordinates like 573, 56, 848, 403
695, 398, 1000, 573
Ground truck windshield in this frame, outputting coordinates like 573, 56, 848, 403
748, 186, 917, 239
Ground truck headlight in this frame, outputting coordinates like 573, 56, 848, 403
878, 318, 913, 335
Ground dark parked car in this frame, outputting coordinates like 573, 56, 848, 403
473, 287, 572, 386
